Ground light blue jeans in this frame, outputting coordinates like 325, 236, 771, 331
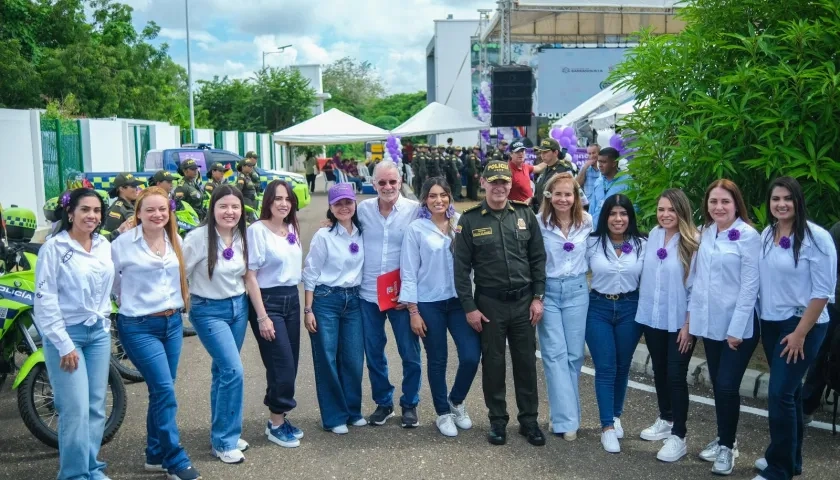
537, 274, 589, 433
42, 319, 111, 480
190, 294, 248, 452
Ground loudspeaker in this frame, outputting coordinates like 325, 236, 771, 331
491, 66, 534, 127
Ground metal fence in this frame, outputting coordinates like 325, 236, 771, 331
40, 118, 84, 200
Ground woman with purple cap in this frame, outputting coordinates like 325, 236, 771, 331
302, 183, 366, 434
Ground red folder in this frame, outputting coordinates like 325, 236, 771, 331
376, 269, 401, 312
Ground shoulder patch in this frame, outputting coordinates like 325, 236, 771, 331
113, 200, 124, 208
462, 204, 481, 214
175, 191, 185, 199
108, 211, 122, 219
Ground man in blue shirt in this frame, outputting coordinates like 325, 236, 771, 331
576, 144, 602, 208
588, 147, 630, 223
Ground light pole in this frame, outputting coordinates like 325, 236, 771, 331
185, 0, 196, 143
262, 44, 293, 70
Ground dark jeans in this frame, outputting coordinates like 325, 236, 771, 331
702, 314, 760, 449
249, 286, 300, 415
347, 177, 363, 193
118, 313, 191, 472
306, 174, 317, 192
642, 325, 695, 438
802, 304, 840, 415
418, 297, 481, 415
761, 317, 828, 480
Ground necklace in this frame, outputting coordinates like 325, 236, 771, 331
144, 235, 165, 257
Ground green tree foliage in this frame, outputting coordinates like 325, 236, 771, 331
611, 0, 840, 228
323, 57, 386, 117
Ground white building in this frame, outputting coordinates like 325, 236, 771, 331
291, 64, 332, 117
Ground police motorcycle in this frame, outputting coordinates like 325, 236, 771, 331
0, 205, 127, 448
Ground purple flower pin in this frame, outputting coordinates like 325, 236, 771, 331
287, 232, 297, 245
620, 242, 633, 254
349, 242, 359, 254
169, 199, 176, 211
656, 248, 668, 260
728, 229, 741, 241
418, 206, 432, 220
60, 192, 71, 208
222, 247, 234, 260
563, 242, 575, 252
779, 236, 791, 249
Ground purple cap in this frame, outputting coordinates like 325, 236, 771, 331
328, 183, 356, 205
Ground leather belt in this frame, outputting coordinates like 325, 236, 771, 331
149, 309, 178, 317
591, 290, 638, 301
476, 285, 532, 302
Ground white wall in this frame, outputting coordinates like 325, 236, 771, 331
151, 124, 180, 150
433, 19, 481, 147
0, 109, 42, 221
195, 128, 214, 143
257, 134, 271, 169
244, 132, 257, 154
82, 119, 129, 172
222, 131, 238, 152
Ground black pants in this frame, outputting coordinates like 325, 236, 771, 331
802, 304, 840, 415
248, 286, 301, 415
306, 174, 316, 192
476, 292, 538, 426
643, 325, 696, 438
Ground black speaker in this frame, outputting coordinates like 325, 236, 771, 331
491, 66, 534, 127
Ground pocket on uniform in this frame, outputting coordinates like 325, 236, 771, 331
515, 230, 531, 241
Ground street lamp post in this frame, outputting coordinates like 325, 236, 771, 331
262, 44, 293, 70
185, 0, 196, 143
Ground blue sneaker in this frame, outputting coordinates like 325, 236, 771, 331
166, 465, 202, 480
283, 418, 304, 440
265, 421, 300, 448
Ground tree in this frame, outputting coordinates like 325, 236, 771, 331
611, 0, 840, 228
323, 57, 386, 117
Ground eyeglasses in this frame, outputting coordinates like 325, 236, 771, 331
377, 180, 399, 187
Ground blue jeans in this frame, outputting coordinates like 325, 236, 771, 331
585, 291, 641, 428
190, 294, 248, 451
117, 312, 191, 472
418, 297, 481, 415
360, 299, 422, 408
310, 285, 365, 429
42, 319, 111, 480
761, 317, 827, 480
538, 274, 589, 433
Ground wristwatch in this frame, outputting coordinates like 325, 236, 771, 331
304, 307, 313, 314
533, 294, 544, 302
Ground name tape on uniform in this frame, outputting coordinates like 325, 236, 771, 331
472, 227, 492, 237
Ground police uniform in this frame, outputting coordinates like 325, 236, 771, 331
533, 138, 578, 211
453, 161, 546, 443
466, 146, 482, 201
445, 147, 463, 201
103, 173, 142, 240
204, 162, 228, 197
148, 170, 175, 191
412, 144, 427, 194
234, 159, 258, 210
175, 158, 205, 219
426, 148, 442, 179
244, 151, 264, 194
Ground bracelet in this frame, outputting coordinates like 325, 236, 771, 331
408, 309, 420, 316
257, 315, 270, 323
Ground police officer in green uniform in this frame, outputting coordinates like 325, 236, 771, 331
234, 158, 259, 210
245, 151, 264, 194
148, 170, 175, 195
103, 173, 142, 240
412, 143, 427, 194
204, 162, 228, 197
532, 138, 579, 212
426, 146, 442, 180
453, 160, 547, 447
445, 146, 463, 201
175, 158, 205, 219
466, 145, 482, 201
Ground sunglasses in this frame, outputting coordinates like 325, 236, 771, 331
377, 180, 399, 187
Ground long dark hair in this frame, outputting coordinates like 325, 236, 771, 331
260, 180, 300, 244
419, 177, 457, 251
205, 185, 249, 279
59, 188, 108, 238
590, 193, 646, 258
326, 204, 363, 234
763, 176, 816, 267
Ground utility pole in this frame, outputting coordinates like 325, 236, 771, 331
262, 44, 293, 70
185, 0, 195, 143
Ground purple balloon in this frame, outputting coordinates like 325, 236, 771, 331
550, 127, 563, 140
559, 137, 572, 148
610, 134, 623, 150
562, 127, 575, 138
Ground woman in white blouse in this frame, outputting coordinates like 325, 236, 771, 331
689, 179, 761, 476
34, 188, 114, 480
182, 185, 251, 465
111, 186, 201, 480
753, 177, 836, 480
302, 183, 365, 435
585, 193, 646, 454
400, 178, 480, 437
635, 189, 699, 463
245, 181, 305, 448
536, 172, 592, 440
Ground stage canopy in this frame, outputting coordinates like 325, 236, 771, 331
273, 108, 389, 145
551, 85, 633, 127
391, 102, 489, 137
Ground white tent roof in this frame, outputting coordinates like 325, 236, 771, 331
391, 102, 489, 137
272, 108, 389, 145
589, 100, 638, 129
551, 85, 633, 127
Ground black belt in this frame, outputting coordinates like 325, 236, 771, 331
591, 289, 639, 301
476, 285, 532, 302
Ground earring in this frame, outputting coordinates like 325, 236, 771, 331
69, 217, 73, 223
445, 204, 456, 219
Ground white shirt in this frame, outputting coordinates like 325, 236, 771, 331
303, 223, 364, 291
586, 236, 646, 294
247, 221, 303, 288
758, 222, 837, 324
111, 224, 185, 317
182, 225, 247, 299
356, 195, 420, 303
688, 218, 760, 341
540, 212, 593, 278
636, 227, 694, 332
34, 231, 115, 357
399, 216, 459, 304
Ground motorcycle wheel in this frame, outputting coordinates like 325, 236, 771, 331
111, 325, 144, 383
17, 362, 128, 449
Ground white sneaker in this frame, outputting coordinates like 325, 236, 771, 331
613, 417, 624, 439
144, 463, 166, 473
448, 399, 473, 430
752, 476, 767, 480
237, 438, 249, 452
640, 417, 673, 441
754, 457, 767, 471
699, 437, 740, 462
601, 429, 621, 453
350, 418, 368, 427
656, 435, 687, 462
212, 448, 245, 464
563, 430, 577, 441
712, 446, 736, 475
331, 425, 349, 435
436, 414, 458, 437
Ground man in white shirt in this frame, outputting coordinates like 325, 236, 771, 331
356, 161, 423, 428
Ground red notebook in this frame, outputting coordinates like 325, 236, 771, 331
376, 269, 401, 312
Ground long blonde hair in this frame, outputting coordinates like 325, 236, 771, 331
540, 172, 584, 229
135, 187, 190, 308
659, 189, 699, 284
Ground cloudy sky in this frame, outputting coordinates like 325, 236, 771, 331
122, 0, 491, 94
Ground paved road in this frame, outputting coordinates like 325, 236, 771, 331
2, 193, 839, 480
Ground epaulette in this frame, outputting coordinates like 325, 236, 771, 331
510, 200, 531, 208
462, 204, 481, 214
113, 200, 124, 208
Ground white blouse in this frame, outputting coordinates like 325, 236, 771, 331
688, 218, 760, 341
247, 221, 303, 289
635, 227, 694, 332
34, 231, 115, 357
540, 212, 593, 278
759, 222, 837, 324
182, 225, 247, 299
111, 224, 184, 317
399, 216, 459, 304
586, 236, 647, 294
302, 223, 364, 291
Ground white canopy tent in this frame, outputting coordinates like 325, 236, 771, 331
589, 100, 638, 130
391, 102, 489, 137
272, 108, 389, 145
551, 85, 633, 127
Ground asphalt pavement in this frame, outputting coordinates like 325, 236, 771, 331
1, 192, 839, 480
